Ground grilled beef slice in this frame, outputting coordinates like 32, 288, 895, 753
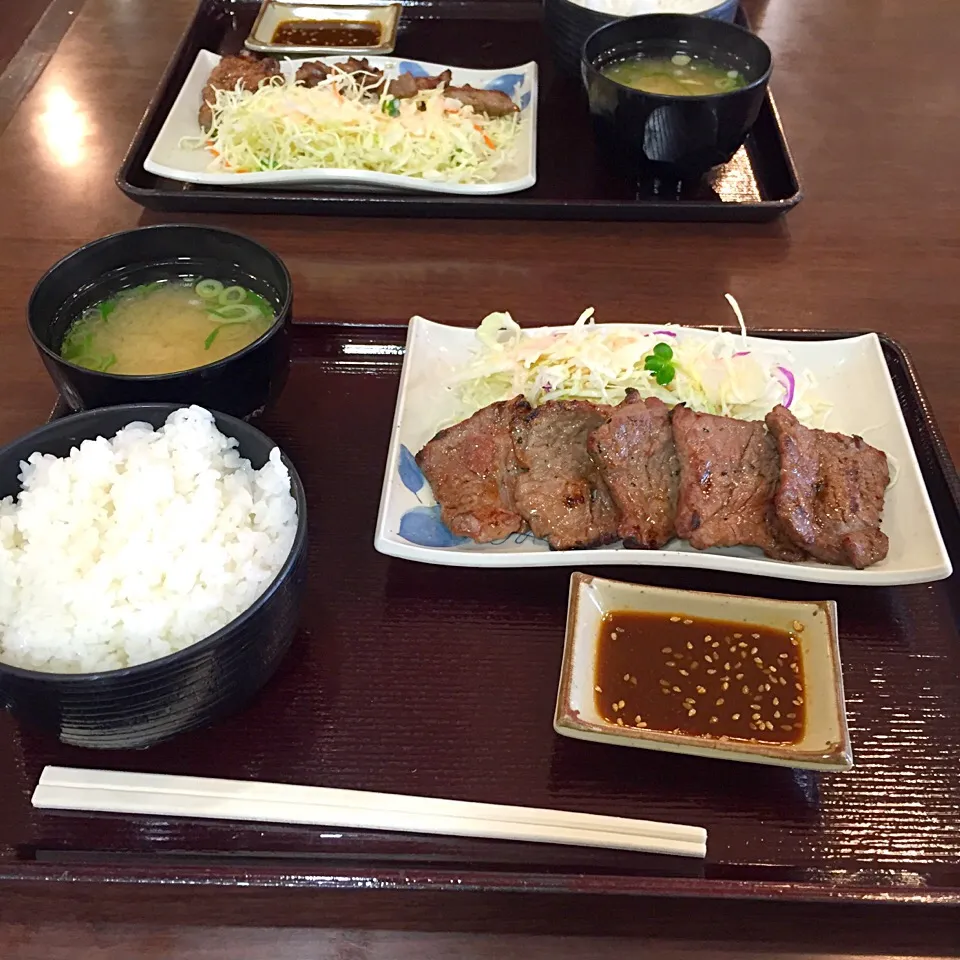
673, 406, 805, 560
416, 396, 531, 543
765, 405, 889, 568
588, 391, 679, 549
199, 53, 281, 130
511, 400, 620, 550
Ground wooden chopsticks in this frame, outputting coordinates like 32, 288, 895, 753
33, 766, 707, 859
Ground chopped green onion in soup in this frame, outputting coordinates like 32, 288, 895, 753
59, 277, 275, 375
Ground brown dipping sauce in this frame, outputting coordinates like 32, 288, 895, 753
594, 611, 806, 744
272, 19, 381, 47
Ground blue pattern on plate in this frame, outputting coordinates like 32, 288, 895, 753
490, 530, 543, 547
485, 73, 524, 98
398, 444, 425, 496
398, 61, 429, 77
519, 92, 531, 111
399, 505, 468, 548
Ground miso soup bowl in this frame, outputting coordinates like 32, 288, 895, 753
544, 0, 739, 77
582, 14, 773, 179
27, 225, 293, 420
0, 403, 308, 749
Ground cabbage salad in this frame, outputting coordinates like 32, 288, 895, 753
453, 299, 830, 426
186, 70, 521, 183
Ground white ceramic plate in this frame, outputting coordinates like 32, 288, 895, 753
554, 574, 852, 771
373, 316, 952, 586
144, 50, 538, 195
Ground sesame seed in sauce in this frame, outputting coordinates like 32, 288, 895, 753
593, 612, 805, 744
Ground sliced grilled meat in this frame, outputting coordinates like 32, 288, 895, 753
199, 53, 281, 130
416, 397, 531, 543
295, 60, 332, 88
388, 69, 453, 99
445, 85, 519, 117
588, 392, 679, 549
673, 406, 805, 561
766, 405, 889, 568
297, 58, 385, 90
512, 400, 620, 551
334, 57, 385, 89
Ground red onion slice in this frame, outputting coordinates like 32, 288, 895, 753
777, 365, 796, 408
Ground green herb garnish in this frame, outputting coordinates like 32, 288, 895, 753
644, 342, 676, 386
204, 326, 223, 350
382, 97, 400, 118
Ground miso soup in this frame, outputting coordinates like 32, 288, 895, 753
60, 276, 276, 376
601, 49, 746, 97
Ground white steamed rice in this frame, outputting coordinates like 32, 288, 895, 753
0, 406, 298, 674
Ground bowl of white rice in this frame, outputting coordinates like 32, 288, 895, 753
0, 404, 307, 748
544, 0, 738, 75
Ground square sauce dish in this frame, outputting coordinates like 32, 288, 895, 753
554, 573, 853, 771
246, 1, 402, 56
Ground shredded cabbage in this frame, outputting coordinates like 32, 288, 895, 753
183, 70, 521, 183
453, 304, 831, 426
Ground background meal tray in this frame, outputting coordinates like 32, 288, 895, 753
115, 0, 802, 222
2, 324, 958, 905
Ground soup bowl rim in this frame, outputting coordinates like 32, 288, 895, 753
0, 401, 308, 684
27, 223, 293, 383
582, 13, 773, 103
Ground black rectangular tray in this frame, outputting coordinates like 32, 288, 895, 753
116, 0, 802, 222
7, 325, 958, 906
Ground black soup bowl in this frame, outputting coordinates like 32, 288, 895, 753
28, 225, 293, 420
582, 14, 773, 180
0, 403, 308, 749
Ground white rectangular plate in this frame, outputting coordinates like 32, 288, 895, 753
373, 317, 952, 586
144, 50, 537, 195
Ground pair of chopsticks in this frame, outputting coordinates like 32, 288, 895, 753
33, 766, 707, 859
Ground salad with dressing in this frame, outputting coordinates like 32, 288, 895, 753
452, 297, 830, 426
186, 70, 521, 183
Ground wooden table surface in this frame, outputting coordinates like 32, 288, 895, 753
0, 0, 958, 956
